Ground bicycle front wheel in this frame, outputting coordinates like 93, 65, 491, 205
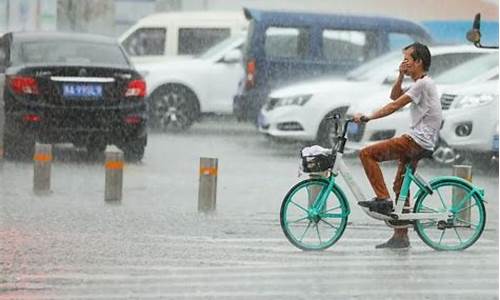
280, 178, 349, 251
414, 178, 486, 251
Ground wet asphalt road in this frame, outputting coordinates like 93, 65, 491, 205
0, 117, 498, 299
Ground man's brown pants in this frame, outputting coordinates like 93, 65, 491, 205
359, 134, 425, 202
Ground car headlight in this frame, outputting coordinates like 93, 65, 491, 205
451, 93, 497, 109
274, 94, 312, 107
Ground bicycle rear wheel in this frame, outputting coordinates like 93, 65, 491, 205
413, 178, 486, 251
280, 178, 349, 251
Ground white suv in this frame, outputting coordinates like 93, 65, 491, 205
135, 36, 244, 130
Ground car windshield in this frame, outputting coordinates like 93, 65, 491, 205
434, 53, 499, 84
198, 35, 243, 59
346, 51, 401, 81
13, 40, 129, 66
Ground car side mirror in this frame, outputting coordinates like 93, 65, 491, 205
222, 49, 242, 64
466, 13, 499, 49
466, 13, 482, 45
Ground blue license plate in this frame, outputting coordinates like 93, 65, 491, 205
347, 122, 359, 135
63, 84, 103, 97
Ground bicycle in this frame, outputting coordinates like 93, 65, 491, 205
280, 116, 486, 251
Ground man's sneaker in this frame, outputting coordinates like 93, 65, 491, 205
375, 237, 410, 249
357, 198, 393, 215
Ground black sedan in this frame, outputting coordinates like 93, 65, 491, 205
0, 31, 147, 161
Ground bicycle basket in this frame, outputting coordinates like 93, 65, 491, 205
301, 152, 336, 173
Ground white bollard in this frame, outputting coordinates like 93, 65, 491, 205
105, 146, 123, 202
452, 165, 472, 224
198, 157, 218, 213
33, 143, 52, 194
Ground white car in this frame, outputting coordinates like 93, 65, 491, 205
345, 52, 498, 164
258, 45, 492, 147
135, 35, 244, 130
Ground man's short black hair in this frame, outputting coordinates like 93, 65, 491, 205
404, 42, 431, 71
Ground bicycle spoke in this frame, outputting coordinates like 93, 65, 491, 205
455, 216, 478, 229
436, 188, 448, 210
438, 230, 446, 245
325, 205, 341, 213
289, 216, 309, 225
455, 202, 478, 214
290, 201, 309, 213
453, 227, 464, 244
315, 223, 322, 245
420, 205, 440, 213
299, 221, 313, 242
320, 218, 339, 230
454, 190, 475, 212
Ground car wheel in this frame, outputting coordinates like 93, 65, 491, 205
317, 108, 347, 148
122, 136, 146, 162
3, 133, 35, 161
149, 84, 199, 131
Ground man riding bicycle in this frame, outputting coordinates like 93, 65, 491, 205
353, 42, 443, 249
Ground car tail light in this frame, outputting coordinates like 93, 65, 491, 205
125, 79, 146, 98
22, 114, 41, 122
8, 76, 39, 95
244, 59, 256, 90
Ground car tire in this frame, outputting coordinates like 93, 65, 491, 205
3, 132, 35, 161
317, 107, 348, 148
122, 136, 146, 162
149, 84, 199, 131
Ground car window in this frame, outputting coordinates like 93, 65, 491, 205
122, 28, 166, 56
434, 53, 499, 84
322, 29, 372, 63
13, 40, 129, 66
178, 28, 231, 55
264, 27, 309, 59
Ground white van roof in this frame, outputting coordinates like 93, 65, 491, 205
136, 11, 246, 26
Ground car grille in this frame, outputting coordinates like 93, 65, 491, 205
440, 93, 457, 110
